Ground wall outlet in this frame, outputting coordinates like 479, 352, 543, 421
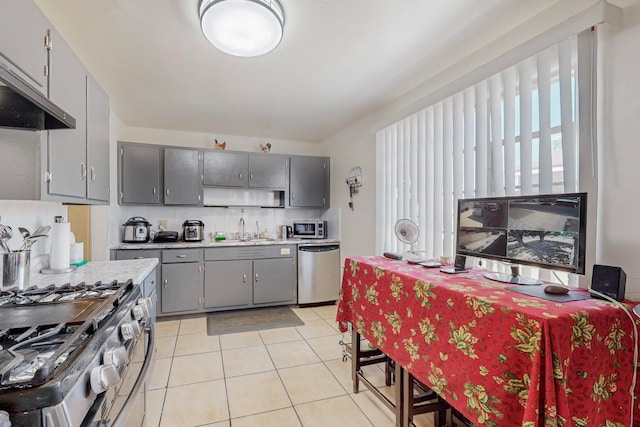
157, 219, 168, 230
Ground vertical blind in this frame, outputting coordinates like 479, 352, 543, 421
376, 33, 588, 268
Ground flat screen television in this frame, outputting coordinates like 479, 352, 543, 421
456, 192, 587, 285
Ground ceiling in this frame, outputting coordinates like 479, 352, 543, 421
34, 0, 561, 143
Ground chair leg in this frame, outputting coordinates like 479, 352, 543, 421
351, 328, 360, 393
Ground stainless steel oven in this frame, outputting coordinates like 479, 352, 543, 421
82, 323, 155, 427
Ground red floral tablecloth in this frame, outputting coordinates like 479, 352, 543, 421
336, 256, 640, 427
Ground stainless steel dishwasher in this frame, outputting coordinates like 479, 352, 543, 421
298, 243, 340, 304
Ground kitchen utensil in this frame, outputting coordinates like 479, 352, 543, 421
0, 225, 13, 253
20, 234, 48, 252
1, 251, 30, 290
18, 227, 30, 239
122, 217, 151, 243
32, 225, 50, 237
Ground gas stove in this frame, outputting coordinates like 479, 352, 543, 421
0, 279, 154, 427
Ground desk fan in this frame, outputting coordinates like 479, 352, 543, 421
394, 219, 425, 263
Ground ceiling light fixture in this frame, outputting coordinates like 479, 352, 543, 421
199, 0, 285, 57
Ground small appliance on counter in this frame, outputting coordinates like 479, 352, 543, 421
292, 220, 327, 239
122, 217, 151, 243
182, 220, 204, 241
154, 230, 179, 242
280, 225, 293, 239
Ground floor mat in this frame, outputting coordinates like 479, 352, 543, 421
206, 306, 304, 336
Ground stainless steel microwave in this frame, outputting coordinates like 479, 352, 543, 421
292, 220, 327, 239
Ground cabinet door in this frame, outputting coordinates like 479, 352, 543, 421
203, 151, 247, 187
161, 263, 203, 314
47, 31, 87, 199
253, 258, 296, 305
119, 143, 162, 204
289, 156, 328, 207
86, 74, 110, 202
204, 260, 251, 309
248, 154, 287, 189
0, 0, 49, 94
164, 147, 202, 205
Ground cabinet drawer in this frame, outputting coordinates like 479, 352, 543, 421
162, 248, 202, 263
115, 249, 160, 260
205, 245, 295, 261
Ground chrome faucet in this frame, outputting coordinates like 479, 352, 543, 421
239, 217, 245, 239
255, 221, 260, 238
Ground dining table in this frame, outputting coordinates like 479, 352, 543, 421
336, 256, 640, 426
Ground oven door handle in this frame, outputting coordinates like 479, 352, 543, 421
111, 323, 155, 427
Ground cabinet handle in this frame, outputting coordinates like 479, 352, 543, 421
199, 265, 204, 273
291, 192, 294, 200
255, 273, 259, 283
90, 167, 96, 182
250, 173, 253, 180
166, 188, 170, 196
133, 256, 143, 260
153, 187, 157, 195
239, 172, 243, 180
242, 274, 247, 284
163, 279, 168, 289
80, 162, 87, 180
176, 254, 186, 258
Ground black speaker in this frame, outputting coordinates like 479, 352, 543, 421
590, 264, 627, 301
454, 255, 467, 270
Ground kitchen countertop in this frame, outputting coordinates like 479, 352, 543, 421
28, 258, 159, 289
111, 238, 340, 250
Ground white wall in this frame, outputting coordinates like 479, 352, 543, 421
325, 0, 640, 296
597, 1, 640, 297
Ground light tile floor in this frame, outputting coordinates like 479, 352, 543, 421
148, 304, 438, 427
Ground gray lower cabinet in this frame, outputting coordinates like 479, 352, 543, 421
204, 260, 252, 309
160, 249, 204, 315
119, 142, 162, 204
161, 262, 203, 314
204, 245, 297, 311
253, 258, 296, 304
113, 244, 296, 315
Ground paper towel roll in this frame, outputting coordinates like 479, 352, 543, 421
50, 222, 71, 270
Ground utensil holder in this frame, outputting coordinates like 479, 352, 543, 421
1, 251, 30, 290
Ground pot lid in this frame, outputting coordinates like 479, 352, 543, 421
183, 220, 204, 226
124, 216, 150, 226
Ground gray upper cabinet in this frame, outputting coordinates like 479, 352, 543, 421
203, 150, 247, 187
0, 2, 110, 205
119, 142, 162, 205
0, 0, 49, 94
289, 156, 330, 208
86, 74, 110, 202
248, 154, 287, 189
47, 30, 87, 200
164, 147, 202, 205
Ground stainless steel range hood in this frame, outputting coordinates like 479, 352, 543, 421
0, 62, 75, 131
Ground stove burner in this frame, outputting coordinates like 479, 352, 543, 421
0, 280, 133, 389
0, 280, 127, 306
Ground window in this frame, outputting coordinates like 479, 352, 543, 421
376, 30, 594, 283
